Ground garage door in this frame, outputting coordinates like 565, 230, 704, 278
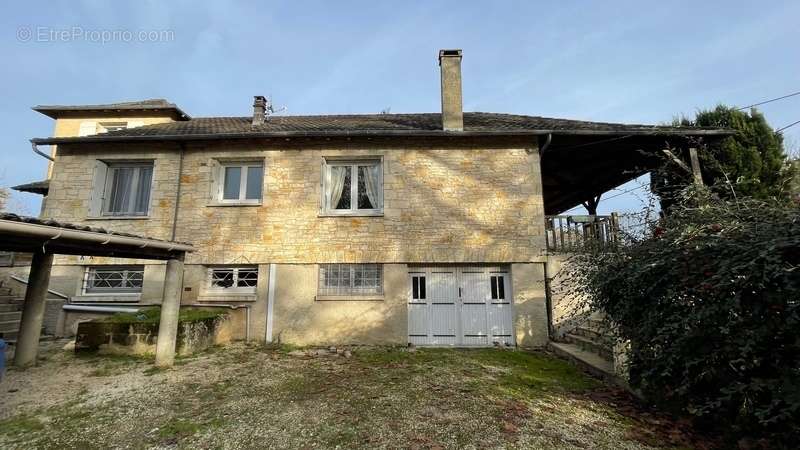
407, 266, 514, 347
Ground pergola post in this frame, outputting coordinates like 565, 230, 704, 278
14, 251, 54, 367
155, 256, 185, 367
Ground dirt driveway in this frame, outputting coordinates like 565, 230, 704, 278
0, 341, 702, 449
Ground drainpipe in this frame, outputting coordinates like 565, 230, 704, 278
30, 141, 54, 161
171, 143, 186, 242
539, 133, 552, 155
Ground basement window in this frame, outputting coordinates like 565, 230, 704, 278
207, 267, 258, 293
318, 264, 383, 297
84, 266, 144, 294
322, 158, 383, 215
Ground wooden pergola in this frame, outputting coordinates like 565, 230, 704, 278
0, 213, 194, 367
538, 131, 732, 215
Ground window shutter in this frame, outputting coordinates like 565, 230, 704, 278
127, 120, 144, 128
88, 160, 108, 216
209, 159, 221, 203
78, 121, 97, 137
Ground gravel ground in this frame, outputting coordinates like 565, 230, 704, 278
0, 341, 703, 449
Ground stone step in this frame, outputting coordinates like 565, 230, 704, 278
563, 332, 613, 361
0, 320, 21, 333
0, 304, 19, 313
0, 295, 22, 303
548, 342, 632, 390
0, 311, 22, 322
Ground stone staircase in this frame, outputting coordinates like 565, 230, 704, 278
0, 285, 23, 342
549, 313, 622, 386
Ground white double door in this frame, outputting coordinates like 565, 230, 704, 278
408, 266, 514, 347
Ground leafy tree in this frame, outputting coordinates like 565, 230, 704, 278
654, 106, 795, 207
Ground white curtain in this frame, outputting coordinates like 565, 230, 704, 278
362, 164, 382, 209
134, 167, 153, 214
108, 168, 134, 213
328, 165, 348, 209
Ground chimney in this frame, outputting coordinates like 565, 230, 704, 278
438, 49, 463, 131
252, 95, 267, 126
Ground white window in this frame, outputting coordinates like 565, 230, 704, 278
98, 122, 128, 133
207, 267, 258, 293
322, 159, 382, 215
101, 162, 154, 216
318, 264, 383, 296
84, 266, 144, 294
217, 162, 263, 204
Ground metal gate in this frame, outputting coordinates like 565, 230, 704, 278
407, 266, 514, 347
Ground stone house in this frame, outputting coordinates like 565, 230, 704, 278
3, 49, 730, 349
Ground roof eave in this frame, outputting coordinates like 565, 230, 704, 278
31, 106, 191, 120
31, 128, 734, 145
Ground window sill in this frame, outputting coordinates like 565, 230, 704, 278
315, 295, 384, 302
206, 202, 262, 207
73, 294, 141, 302
318, 211, 384, 218
198, 293, 257, 302
86, 216, 150, 220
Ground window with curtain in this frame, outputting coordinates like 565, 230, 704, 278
102, 163, 153, 216
323, 159, 382, 214
218, 162, 263, 203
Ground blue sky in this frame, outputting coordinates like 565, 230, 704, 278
2, 0, 798, 215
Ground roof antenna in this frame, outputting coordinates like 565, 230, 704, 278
380, 107, 391, 114
265, 95, 287, 120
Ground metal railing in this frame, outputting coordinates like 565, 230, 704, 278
545, 214, 619, 252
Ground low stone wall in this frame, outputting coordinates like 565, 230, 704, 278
75, 313, 232, 356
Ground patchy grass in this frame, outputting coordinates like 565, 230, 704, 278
0, 343, 705, 449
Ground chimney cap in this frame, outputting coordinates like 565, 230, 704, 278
253, 95, 267, 106
438, 49, 462, 65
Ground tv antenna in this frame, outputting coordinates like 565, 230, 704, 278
265, 95, 287, 119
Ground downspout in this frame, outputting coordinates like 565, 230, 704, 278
539, 133, 552, 155
538, 133, 554, 340
30, 141, 54, 161
171, 143, 186, 242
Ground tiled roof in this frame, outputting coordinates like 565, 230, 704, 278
11, 179, 49, 195
0, 213, 191, 246
32, 112, 731, 144
32, 99, 190, 120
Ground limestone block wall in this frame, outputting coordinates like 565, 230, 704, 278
44, 137, 545, 265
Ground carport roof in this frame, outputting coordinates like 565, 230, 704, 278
0, 213, 193, 260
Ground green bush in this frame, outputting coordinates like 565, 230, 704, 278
105, 307, 228, 324
573, 192, 800, 446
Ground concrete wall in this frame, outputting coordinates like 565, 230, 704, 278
271, 264, 408, 346
512, 263, 549, 347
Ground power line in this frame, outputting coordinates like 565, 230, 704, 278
776, 119, 800, 133
736, 90, 800, 111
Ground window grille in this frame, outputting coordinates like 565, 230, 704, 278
318, 264, 383, 296
85, 266, 144, 294
208, 267, 258, 293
